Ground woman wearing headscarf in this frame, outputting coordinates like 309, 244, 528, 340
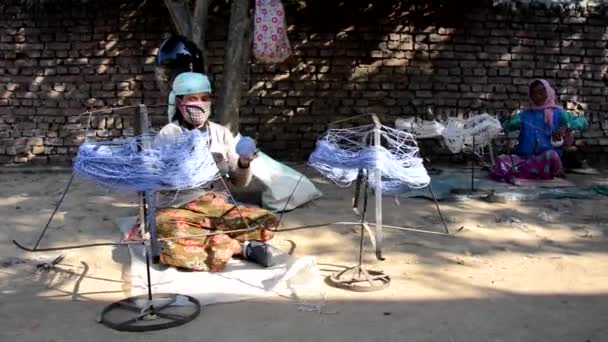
131, 72, 279, 272
492, 79, 588, 183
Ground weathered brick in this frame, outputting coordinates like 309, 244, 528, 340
46, 42, 71, 50
1, 3, 608, 163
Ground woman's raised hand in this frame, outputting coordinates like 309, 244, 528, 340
235, 136, 258, 168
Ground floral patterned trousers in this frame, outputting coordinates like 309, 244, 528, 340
492, 150, 563, 183
156, 193, 278, 272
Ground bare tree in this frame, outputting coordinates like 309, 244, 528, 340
163, 0, 250, 133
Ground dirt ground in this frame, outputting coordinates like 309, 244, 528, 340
1, 167, 608, 342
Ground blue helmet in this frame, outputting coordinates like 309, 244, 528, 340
156, 36, 205, 75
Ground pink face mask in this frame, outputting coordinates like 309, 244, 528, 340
177, 99, 211, 128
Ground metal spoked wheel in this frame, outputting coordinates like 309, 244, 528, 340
98, 293, 201, 332
328, 265, 391, 292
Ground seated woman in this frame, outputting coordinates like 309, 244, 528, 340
149, 72, 278, 272
493, 79, 588, 183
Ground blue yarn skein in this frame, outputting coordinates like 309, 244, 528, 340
236, 136, 257, 159
307, 125, 430, 191
73, 130, 219, 193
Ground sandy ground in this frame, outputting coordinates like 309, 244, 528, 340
1, 167, 608, 342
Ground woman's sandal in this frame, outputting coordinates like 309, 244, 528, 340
242, 240, 279, 267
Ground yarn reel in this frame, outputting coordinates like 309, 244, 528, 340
441, 113, 502, 155
95, 105, 203, 332
440, 113, 502, 196
13, 105, 203, 332
308, 121, 431, 192
309, 114, 432, 291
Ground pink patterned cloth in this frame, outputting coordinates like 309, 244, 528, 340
492, 150, 563, 183
253, 0, 292, 64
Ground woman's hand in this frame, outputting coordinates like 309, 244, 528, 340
235, 136, 258, 168
499, 110, 517, 121
237, 154, 257, 168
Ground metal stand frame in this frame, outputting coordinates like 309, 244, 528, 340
327, 169, 390, 292
451, 134, 492, 196
328, 117, 391, 292
13, 105, 201, 332
327, 114, 449, 292
97, 191, 200, 331
97, 104, 200, 332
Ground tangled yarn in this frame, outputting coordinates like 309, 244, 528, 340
441, 113, 503, 154
308, 125, 430, 191
73, 129, 219, 193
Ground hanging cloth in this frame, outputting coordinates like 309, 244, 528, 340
252, 0, 292, 63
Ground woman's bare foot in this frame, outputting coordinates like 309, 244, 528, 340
260, 229, 274, 242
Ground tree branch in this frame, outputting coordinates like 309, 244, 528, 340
163, 0, 193, 37
192, 0, 211, 71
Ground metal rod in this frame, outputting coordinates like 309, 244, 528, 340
33, 173, 75, 250
427, 184, 450, 234
14, 219, 450, 254
137, 104, 151, 146
136, 104, 160, 264
13, 240, 144, 252
275, 173, 305, 230
358, 171, 369, 268
376, 223, 449, 236
138, 193, 146, 238
352, 169, 364, 212
471, 135, 475, 192
488, 137, 496, 167
136, 105, 148, 245
145, 250, 153, 301
371, 114, 384, 261
146, 192, 160, 264
136, 104, 158, 304
328, 113, 375, 126
216, 174, 252, 232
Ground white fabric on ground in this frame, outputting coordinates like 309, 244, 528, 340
117, 216, 323, 306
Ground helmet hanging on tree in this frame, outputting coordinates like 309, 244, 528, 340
156, 35, 205, 80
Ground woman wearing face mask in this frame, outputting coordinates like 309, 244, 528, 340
492, 79, 588, 183
156, 72, 253, 183
142, 72, 278, 272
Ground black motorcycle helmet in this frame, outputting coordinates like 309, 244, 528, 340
156, 35, 205, 83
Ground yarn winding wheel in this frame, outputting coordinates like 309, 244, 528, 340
328, 265, 391, 292
98, 293, 200, 332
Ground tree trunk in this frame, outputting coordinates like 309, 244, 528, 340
216, 0, 251, 134
192, 0, 211, 72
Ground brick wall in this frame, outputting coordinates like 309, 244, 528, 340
1, 0, 607, 164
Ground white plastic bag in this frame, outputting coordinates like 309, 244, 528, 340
253, 151, 322, 211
